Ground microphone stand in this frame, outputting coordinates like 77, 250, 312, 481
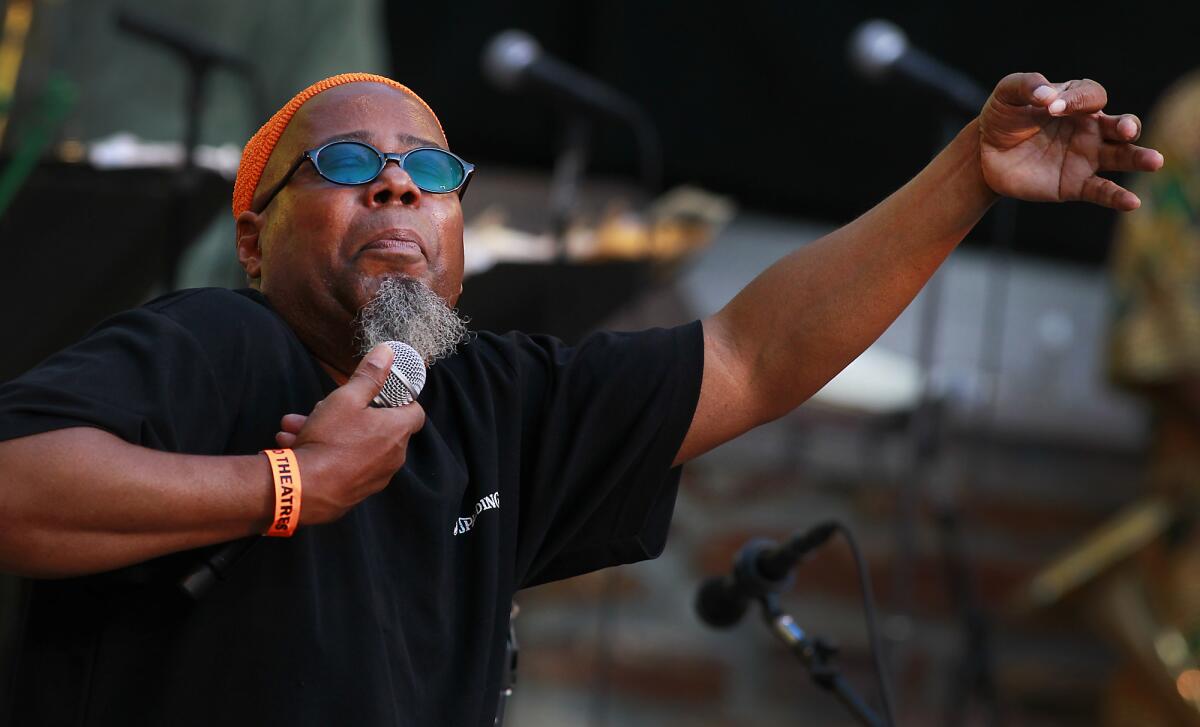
547, 113, 592, 260
699, 529, 895, 727
890, 115, 1005, 726
760, 592, 884, 727
114, 9, 266, 291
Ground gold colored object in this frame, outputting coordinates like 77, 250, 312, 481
1019, 496, 1174, 611
591, 186, 735, 261
55, 137, 85, 163
1014, 497, 1200, 723
0, 0, 35, 146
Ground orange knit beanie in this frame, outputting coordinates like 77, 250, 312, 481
231, 73, 443, 218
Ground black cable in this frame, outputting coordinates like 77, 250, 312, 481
832, 521, 898, 727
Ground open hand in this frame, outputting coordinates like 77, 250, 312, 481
979, 73, 1164, 210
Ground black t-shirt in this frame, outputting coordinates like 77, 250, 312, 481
0, 288, 703, 726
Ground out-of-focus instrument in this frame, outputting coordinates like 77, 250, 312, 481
1015, 496, 1200, 724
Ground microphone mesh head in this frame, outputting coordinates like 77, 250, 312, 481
848, 19, 908, 80
482, 29, 540, 90
372, 341, 427, 408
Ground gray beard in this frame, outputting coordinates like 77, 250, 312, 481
354, 277, 470, 365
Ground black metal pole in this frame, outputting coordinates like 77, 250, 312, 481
547, 114, 592, 260
762, 597, 887, 727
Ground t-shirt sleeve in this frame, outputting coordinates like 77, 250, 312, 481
0, 295, 239, 454
508, 321, 704, 588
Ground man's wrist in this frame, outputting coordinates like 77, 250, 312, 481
960, 118, 1001, 208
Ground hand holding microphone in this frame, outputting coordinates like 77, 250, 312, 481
273, 342, 426, 525
180, 342, 425, 599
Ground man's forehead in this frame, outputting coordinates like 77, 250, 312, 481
288, 83, 446, 149
310, 128, 446, 152
232, 73, 446, 218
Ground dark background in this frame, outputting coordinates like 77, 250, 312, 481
387, 0, 1195, 265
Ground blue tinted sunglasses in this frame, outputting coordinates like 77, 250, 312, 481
253, 140, 475, 213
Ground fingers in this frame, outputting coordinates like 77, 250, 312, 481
1048, 78, 1107, 117
275, 412, 308, 448
1080, 175, 1140, 211
394, 401, 427, 435
337, 344, 394, 407
1099, 142, 1165, 173
277, 404, 422, 449
280, 413, 308, 433
990, 74, 1110, 118
1098, 112, 1142, 142
991, 71, 1054, 108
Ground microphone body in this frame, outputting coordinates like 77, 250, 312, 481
482, 30, 642, 123
178, 341, 425, 600
695, 523, 837, 628
849, 19, 988, 116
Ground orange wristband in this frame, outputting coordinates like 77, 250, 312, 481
263, 449, 302, 537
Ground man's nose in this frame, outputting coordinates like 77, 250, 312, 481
364, 159, 422, 207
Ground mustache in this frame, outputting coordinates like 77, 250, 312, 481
354, 277, 471, 365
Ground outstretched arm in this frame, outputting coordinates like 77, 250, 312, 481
675, 73, 1163, 465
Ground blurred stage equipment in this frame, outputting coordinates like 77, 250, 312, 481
115, 9, 266, 167
0, 0, 33, 147
482, 29, 662, 247
0, 0, 74, 220
1014, 498, 1200, 723
115, 8, 263, 289
849, 20, 1007, 726
848, 19, 988, 115
696, 521, 897, 727
0, 161, 231, 381
0, 8, 245, 382
1019, 497, 1176, 611
457, 186, 732, 341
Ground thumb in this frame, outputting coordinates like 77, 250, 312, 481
339, 343, 394, 407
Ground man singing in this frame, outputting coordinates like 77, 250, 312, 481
0, 71, 1162, 724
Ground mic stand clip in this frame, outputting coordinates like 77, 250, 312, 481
759, 592, 886, 727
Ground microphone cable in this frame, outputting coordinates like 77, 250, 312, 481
832, 520, 898, 727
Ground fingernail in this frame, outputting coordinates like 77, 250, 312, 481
366, 345, 392, 366
1048, 99, 1066, 115
1121, 118, 1137, 136
1033, 85, 1055, 102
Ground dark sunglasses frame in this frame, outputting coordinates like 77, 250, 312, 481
252, 140, 476, 213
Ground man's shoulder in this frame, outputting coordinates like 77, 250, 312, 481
137, 287, 288, 338
441, 323, 703, 388
143, 287, 272, 320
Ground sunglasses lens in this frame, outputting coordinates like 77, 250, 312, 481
315, 142, 382, 184
404, 148, 465, 193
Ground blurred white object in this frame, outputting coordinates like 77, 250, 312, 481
87, 133, 241, 177
811, 346, 920, 415
848, 19, 908, 80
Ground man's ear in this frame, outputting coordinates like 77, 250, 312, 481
235, 210, 264, 282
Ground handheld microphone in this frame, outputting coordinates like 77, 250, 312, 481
370, 341, 426, 407
695, 522, 837, 628
848, 19, 988, 116
178, 341, 425, 600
